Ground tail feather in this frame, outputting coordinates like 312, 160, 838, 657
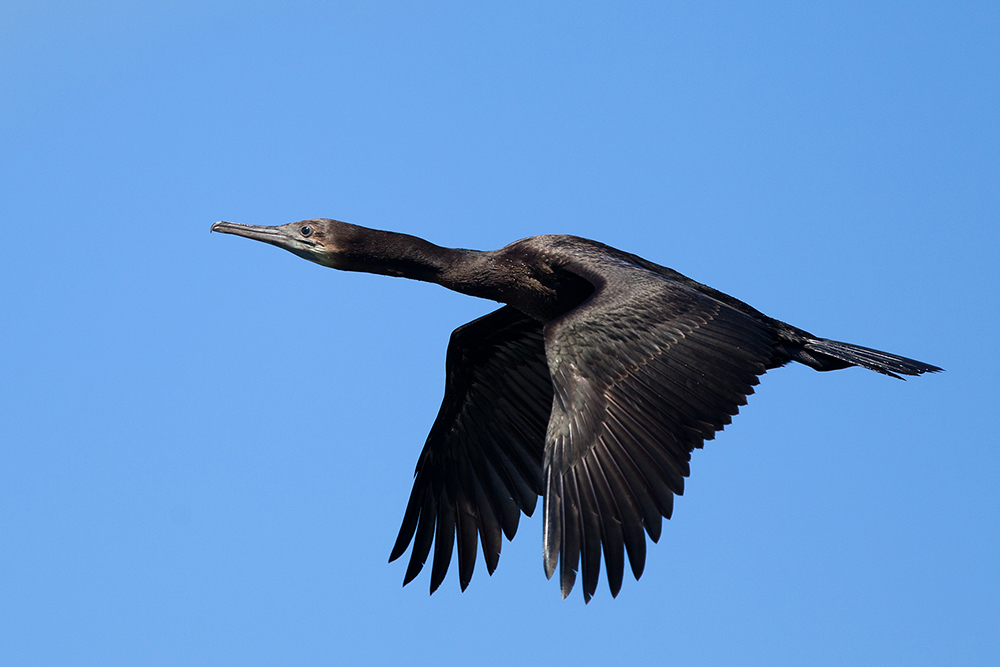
803, 339, 943, 379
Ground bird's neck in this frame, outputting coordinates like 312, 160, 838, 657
336, 228, 508, 301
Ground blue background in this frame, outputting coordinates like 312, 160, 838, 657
2, 2, 997, 665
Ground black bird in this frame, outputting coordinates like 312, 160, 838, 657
211, 218, 940, 602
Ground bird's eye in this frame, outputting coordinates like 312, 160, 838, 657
301, 225, 314, 237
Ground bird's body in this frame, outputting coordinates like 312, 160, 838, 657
212, 218, 940, 601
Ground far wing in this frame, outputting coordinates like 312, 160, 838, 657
542, 260, 777, 601
389, 306, 552, 592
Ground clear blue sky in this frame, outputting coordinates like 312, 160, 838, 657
1, 2, 997, 665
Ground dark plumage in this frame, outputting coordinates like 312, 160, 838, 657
211, 218, 941, 602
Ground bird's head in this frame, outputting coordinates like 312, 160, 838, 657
211, 218, 359, 269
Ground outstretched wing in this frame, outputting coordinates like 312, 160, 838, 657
389, 306, 553, 592
542, 258, 778, 601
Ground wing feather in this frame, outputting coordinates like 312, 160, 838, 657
576, 460, 604, 602
584, 450, 626, 597
542, 253, 777, 599
390, 306, 552, 592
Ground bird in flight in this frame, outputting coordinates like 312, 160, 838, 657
212, 218, 940, 602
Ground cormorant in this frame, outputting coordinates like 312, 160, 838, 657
211, 218, 940, 602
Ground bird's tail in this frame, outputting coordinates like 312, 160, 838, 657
801, 338, 942, 379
